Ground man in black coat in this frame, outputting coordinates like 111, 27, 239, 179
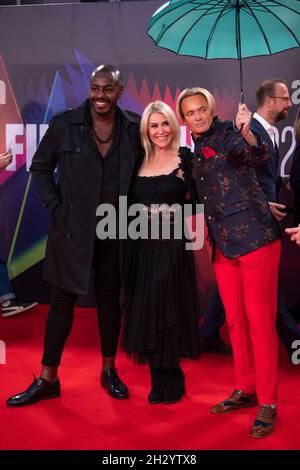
200, 79, 300, 360
7, 65, 142, 406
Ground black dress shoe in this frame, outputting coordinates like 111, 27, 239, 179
200, 336, 233, 355
6, 376, 61, 407
101, 368, 129, 399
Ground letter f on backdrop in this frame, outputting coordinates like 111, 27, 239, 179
0, 80, 5, 104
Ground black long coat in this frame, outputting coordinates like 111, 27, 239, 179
30, 101, 142, 295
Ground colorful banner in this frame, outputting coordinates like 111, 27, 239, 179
0, 2, 299, 303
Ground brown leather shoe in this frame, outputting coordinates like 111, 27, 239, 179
250, 405, 277, 438
210, 389, 258, 413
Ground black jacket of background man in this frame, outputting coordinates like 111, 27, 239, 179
251, 116, 281, 202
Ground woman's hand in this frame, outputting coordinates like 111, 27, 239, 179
285, 225, 300, 246
0, 150, 13, 171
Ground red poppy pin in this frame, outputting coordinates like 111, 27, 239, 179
201, 146, 217, 159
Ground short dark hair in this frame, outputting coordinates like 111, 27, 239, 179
256, 79, 287, 107
90, 65, 123, 85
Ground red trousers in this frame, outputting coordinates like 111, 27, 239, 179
214, 240, 281, 404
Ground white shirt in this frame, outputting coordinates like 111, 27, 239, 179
253, 112, 276, 147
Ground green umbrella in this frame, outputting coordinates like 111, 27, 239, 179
148, 0, 300, 101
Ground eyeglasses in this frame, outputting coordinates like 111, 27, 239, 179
270, 96, 292, 104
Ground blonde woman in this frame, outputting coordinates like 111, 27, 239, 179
123, 101, 201, 404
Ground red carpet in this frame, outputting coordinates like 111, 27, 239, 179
0, 305, 299, 450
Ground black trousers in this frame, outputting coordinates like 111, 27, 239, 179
42, 241, 121, 366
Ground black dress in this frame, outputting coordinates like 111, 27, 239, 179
123, 150, 201, 369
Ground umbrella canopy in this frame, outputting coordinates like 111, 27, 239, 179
148, 0, 300, 100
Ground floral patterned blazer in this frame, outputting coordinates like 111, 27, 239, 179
187, 117, 281, 260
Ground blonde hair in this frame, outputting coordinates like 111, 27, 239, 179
294, 106, 300, 142
140, 101, 180, 161
176, 87, 215, 121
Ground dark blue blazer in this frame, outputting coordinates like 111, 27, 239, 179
251, 117, 281, 202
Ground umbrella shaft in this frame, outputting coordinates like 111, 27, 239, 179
236, 2, 244, 102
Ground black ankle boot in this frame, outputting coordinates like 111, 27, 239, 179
163, 368, 185, 404
148, 367, 165, 404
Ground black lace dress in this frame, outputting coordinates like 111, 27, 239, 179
122, 150, 201, 369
